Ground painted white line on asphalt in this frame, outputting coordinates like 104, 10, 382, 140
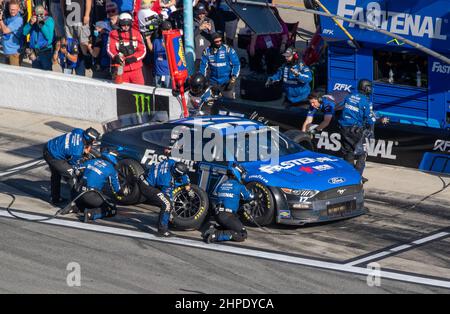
0, 159, 45, 178
346, 232, 450, 266
0, 209, 449, 289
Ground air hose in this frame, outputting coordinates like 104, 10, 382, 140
1, 189, 114, 222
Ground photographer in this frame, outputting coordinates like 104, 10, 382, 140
194, 2, 214, 71
23, 5, 55, 71
53, 36, 82, 75
0, 0, 23, 66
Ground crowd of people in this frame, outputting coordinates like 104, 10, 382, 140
0, 0, 304, 101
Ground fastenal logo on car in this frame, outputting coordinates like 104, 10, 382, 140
337, 0, 447, 40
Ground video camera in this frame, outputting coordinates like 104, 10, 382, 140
142, 14, 163, 36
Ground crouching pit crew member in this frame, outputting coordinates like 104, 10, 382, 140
138, 151, 191, 237
338, 79, 374, 183
43, 127, 100, 205
301, 91, 336, 133
187, 73, 215, 116
60, 149, 125, 219
203, 163, 254, 244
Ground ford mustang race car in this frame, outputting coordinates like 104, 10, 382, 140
101, 114, 365, 229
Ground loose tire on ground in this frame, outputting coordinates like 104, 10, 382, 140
284, 129, 315, 151
116, 159, 145, 205
172, 184, 209, 230
242, 182, 275, 226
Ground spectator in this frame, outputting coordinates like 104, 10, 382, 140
106, 1, 120, 30
49, 0, 64, 37
87, 21, 112, 79
61, 0, 91, 71
200, 32, 240, 99
151, 20, 172, 88
194, 2, 214, 71
112, 0, 134, 13
167, 1, 183, 30
108, 12, 146, 84
53, 36, 83, 75
0, 0, 23, 66
23, 5, 55, 71
92, 0, 108, 25
138, 0, 158, 85
210, 0, 238, 47
159, 0, 176, 20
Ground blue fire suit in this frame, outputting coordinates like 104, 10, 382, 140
211, 178, 253, 242
269, 61, 312, 104
199, 44, 240, 86
139, 159, 190, 233
43, 128, 87, 202
338, 92, 374, 175
74, 159, 122, 213
307, 95, 336, 118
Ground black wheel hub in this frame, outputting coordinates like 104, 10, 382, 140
173, 190, 202, 219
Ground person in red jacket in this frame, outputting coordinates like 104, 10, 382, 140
107, 12, 147, 85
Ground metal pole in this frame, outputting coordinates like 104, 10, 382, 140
231, 0, 450, 65
183, 0, 195, 75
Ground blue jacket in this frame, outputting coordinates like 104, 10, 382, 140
47, 128, 85, 166
80, 159, 121, 193
58, 38, 79, 70
23, 16, 55, 50
152, 37, 170, 76
338, 92, 374, 127
269, 61, 312, 103
145, 159, 190, 199
307, 95, 335, 118
200, 44, 240, 85
216, 178, 253, 213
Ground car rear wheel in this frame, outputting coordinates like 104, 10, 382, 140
172, 184, 209, 230
242, 182, 275, 226
284, 129, 315, 151
117, 159, 145, 205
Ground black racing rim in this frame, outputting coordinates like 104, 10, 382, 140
248, 185, 269, 219
173, 189, 202, 220
118, 163, 135, 192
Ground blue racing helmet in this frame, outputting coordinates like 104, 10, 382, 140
83, 127, 100, 144
101, 149, 119, 166
227, 163, 247, 183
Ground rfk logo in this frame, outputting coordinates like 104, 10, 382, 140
133, 93, 152, 115
333, 83, 352, 92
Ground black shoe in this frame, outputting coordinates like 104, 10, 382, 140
156, 230, 174, 238
362, 177, 369, 184
202, 226, 217, 244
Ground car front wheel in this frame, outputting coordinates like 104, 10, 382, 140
241, 182, 275, 226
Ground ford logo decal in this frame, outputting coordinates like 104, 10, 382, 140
328, 177, 345, 184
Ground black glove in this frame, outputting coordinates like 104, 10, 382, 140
225, 76, 237, 91
113, 54, 123, 65
125, 56, 137, 65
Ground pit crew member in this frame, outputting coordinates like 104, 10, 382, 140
301, 91, 336, 133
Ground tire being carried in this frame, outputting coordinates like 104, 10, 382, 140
241, 182, 275, 226
116, 159, 145, 205
171, 184, 209, 230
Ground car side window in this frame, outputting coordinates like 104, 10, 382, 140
142, 129, 173, 147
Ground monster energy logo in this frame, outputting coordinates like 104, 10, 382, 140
133, 94, 152, 115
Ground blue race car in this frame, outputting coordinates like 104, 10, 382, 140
101, 114, 365, 229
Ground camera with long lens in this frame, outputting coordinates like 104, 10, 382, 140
37, 14, 45, 25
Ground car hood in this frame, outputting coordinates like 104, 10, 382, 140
242, 151, 361, 190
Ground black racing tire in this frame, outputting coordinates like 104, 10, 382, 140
242, 182, 275, 226
171, 184, 209, 230
284, 129, 315, 151
116, 159, 145, 205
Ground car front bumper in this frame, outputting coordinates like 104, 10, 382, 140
272, 185, 366, 225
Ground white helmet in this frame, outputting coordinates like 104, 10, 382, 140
119, 12, 133, 27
